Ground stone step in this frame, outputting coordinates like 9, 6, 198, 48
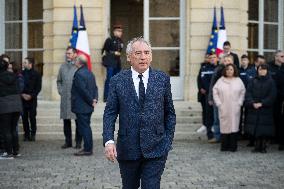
36, 109, 202, 117
17, 123, 201, 133
18, 131, 203, 141
30, 116, 202, 125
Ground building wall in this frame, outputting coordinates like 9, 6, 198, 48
184, 0, 248, 101
42, 0, 107, 100
42, 0, 248, 101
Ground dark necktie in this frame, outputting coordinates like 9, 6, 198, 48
138, 74, 145, 107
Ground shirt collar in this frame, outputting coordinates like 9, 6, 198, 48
131, 67, 149, 79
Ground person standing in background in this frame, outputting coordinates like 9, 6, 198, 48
222, 41, 240, 68
245, 64, 277, 153
71, 55, 98, 156
57, 47, 82, 149
21, 57, 42, 142
213, 64, 246, 152
102, 24, 124, 102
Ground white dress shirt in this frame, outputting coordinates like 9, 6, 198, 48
105, 67, 150, 146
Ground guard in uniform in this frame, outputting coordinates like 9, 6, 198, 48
102, 24, 124, 102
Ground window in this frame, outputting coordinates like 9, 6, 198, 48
0, 0, 43, 75
248, 0, 283, 63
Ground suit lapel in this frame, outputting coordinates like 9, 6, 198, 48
145, 68, 154, 101
126, 69, 139, 104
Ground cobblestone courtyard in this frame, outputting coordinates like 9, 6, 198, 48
0, 137, 283, 189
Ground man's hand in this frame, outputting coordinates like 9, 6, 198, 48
21, 94, 32, 101
253, 103, 262, 109
114, 51, 121, 56
92, 99, 97, 108
104, 143, 117, 163
200, 88, 206, 95
208, 100, 213, 106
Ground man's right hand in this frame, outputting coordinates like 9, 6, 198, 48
104, 143, 117, 163
208, 100, 213, 106
200, 88, 206, 95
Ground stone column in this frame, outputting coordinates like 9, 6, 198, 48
42, 0, 107, 100
184, 0, 248, 101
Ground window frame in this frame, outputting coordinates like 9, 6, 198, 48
0, 0, 44, 59
248, 0, 284, 57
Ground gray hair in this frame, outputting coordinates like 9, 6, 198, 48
275, 50, 284, 55
126, 37, 152, 55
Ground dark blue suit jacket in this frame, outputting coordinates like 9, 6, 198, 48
71, 66, 98, 114
103, 68, 176, 160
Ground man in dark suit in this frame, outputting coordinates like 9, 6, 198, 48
21, 57, 42, 141
223, 41, 240, 68
71, 55, 98, 156
103, 37, 176, 189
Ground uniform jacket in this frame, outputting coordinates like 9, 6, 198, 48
102, 36, 124, 68
71, 66, 98, 114
197, 62, 216, 95
57, 62, 77, 119
103, 68, 176, 160
213, 77, 245, 134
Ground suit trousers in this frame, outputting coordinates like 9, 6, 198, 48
118, 155, 167, 189
0, 112, 20, 154
63, 119, 82, 146
22, 101, 37, 138
76, 113, 93, 152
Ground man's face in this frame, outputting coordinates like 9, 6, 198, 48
128, 41, 152, 73
255, 58, 265, 67
223, 57, 233, 65
209, 54, 218, 65
275, 52, 284, 64
7, 63, 13, 72
241, 58, 249, 68
113, 29, 123, 38
223, 45, 231, 54
66, 49, 76, 62
23, 59, 32, 70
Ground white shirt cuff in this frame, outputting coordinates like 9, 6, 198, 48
105, 140, 115, 146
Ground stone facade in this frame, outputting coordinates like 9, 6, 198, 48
42, 0, 248, 101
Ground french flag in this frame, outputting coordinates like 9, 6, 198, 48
76, 5, 92, 70
216, 6, 227, 56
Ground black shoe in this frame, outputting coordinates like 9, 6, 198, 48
30, 136, 35, 142
23, 136, 31, 141
251, 148, 261, 153
74, 144, 81, 149
61, 144, 72, 149
74, 150, 93, 156
278, 145, 284, 151
247, 142, 254, 147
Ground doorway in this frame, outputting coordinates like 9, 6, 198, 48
110, 0, 185, 100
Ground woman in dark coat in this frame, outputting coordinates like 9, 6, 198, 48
0, 57, 22, 158
245, 64, 277, 153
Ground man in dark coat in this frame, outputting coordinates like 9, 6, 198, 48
267, 50, 284, 146
273, 56, 284, 150
103, 37, 176, 189
71, 55, 98, 156
21, 57, 42, 141
102, 24, 124, 102
223, 41, 240, 68
245, 64, 277, 153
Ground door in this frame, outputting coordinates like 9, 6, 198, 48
144, 0, 185, 100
